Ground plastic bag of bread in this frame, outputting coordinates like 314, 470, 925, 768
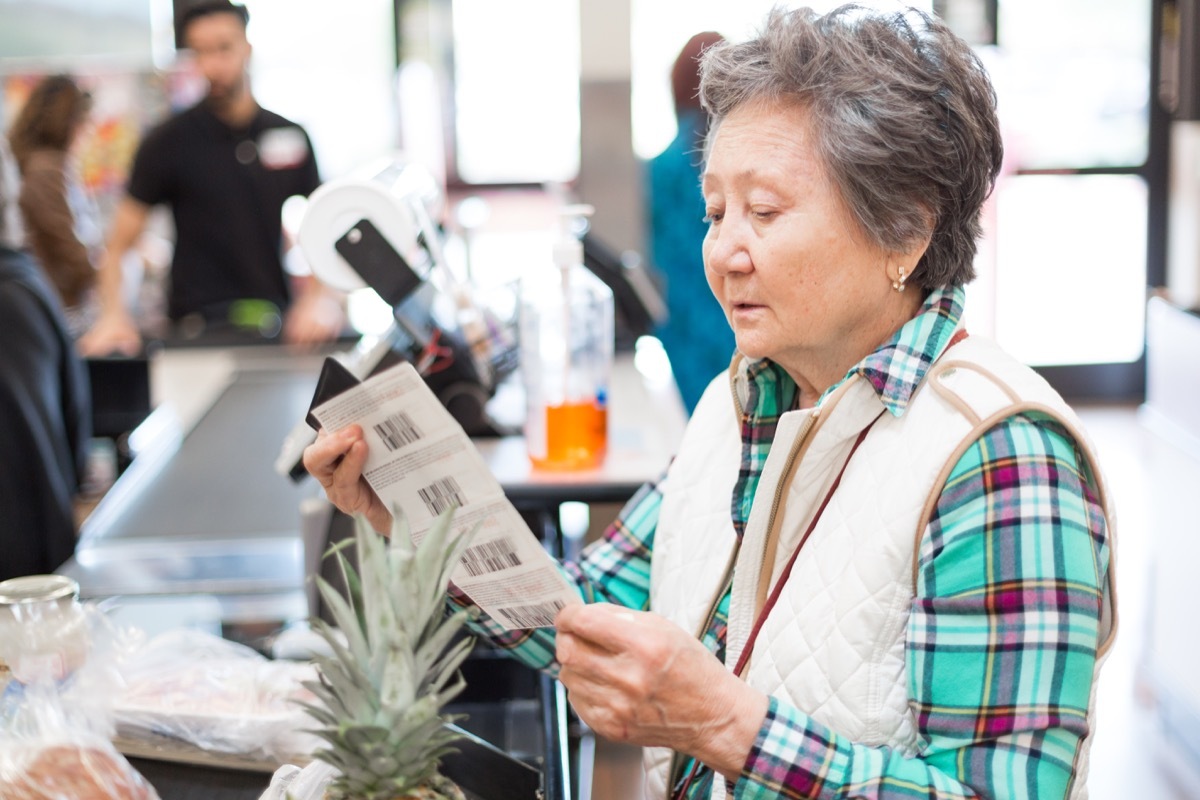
111, 629, 319, 760
0, 680, 159, 800
0, 600, 157, 799
2, 740, 160, 800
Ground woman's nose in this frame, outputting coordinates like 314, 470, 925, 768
704, 218, 753, 275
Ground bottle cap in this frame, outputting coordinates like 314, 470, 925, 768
553, 238, 583, 265
554, 204, 594, 266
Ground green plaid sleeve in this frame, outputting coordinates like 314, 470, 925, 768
448, 472, 665, 676
732, 413, 1110, 799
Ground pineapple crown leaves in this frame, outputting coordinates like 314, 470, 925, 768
299, 506, 480, 799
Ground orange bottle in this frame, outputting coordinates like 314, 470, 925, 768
520, 205, 613, 471
531, 400, 608, 471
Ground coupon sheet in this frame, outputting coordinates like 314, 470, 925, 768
311, 362, 581, 630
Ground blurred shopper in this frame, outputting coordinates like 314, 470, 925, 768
80, 0, 341, 356
8, 74, 103, 338
645, 31, 734, 414
0, 140, 91, 581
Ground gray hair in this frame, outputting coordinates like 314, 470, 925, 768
0, 139, 24, 250
699, 4, 1003, 288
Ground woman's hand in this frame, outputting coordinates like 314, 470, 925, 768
555, 603, 768, 780
302, 425, 392, 533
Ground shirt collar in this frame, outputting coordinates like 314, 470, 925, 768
196, 99, 262, 137
846, 284, 964, 415
737, 285, 965, 419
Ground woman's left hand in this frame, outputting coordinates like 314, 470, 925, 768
555, 603, 768, 779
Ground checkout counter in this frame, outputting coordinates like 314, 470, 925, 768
57, 337, 687, 800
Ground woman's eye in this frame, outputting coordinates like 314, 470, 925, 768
703, 211, 723, 224
751, 209, 778, 221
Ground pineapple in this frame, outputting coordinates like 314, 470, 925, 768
299, 508, 477, 800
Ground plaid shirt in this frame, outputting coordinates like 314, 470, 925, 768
454, 285, 1111, 800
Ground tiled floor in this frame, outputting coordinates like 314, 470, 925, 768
1077, 406, 1200, 800
587, 405, 1200, 800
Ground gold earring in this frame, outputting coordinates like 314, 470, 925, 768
892, 266, 907, 292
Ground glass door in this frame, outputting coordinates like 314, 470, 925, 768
970, 0, 1168, 400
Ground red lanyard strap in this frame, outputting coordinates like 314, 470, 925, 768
731, 411, 883, 679
730, 328, 967, 679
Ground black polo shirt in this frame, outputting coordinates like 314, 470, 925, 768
127, 101, 321, 321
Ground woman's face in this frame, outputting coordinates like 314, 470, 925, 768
702, 99, 916, 392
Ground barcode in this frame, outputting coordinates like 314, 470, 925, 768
495, 599, 566, 629
373, 412, 422, 452
460, 538, 523, 578
418, 476, 464, 517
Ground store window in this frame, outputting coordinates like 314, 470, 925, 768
996, 0, 1149, 170
0, 0, 173, 68
242, 0, 398, 180
993, 175, 1148, 365
449, 0, 580, 185
982, 0, 1153, 372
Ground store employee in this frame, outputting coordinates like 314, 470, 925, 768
80, 0, 341, 356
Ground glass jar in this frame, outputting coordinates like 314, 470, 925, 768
0, 575, 89, 686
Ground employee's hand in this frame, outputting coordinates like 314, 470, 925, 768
283, 281, 344, 349
78, 309, 142, 357
554, 603, 768, 781
302, 425, 392, 533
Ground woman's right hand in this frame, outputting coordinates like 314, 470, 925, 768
303, 425, 392, 533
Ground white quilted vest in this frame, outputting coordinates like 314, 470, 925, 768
645, 335, 1117, 800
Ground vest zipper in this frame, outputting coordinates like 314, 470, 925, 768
695, 540, 740, 641
729, 361, 830, 616
753, 407, 820, 613
729, 364, 744, 416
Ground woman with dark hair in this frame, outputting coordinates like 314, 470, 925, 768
646, 31, 734, 413
8, 74, 102, 335
307, 7, 1115, 798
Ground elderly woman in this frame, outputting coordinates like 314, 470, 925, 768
306, 6, 1114, 799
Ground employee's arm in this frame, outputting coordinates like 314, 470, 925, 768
77, 196, 149, 357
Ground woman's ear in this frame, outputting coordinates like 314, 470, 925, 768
894, 206, 934, 285
903, 231, 932, 272
884, 229, 931, 292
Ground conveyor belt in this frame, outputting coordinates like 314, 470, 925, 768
64, 365, 324, 599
